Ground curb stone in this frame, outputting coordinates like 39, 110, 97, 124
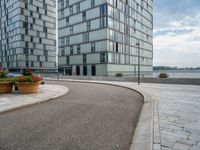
46, 78, 155, 150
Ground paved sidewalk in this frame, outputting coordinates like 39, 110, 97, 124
0, 84, 69, 113
49, 79, 200, 150
117, 82, 200, 150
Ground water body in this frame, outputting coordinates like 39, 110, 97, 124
153, 70, 200, 78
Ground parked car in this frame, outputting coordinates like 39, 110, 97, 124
7, 72, 22, 78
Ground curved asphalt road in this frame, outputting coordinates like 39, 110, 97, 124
0, 81, 143, 150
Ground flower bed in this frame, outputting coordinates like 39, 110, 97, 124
14, 69, 42, 94
0, 68, 42, 94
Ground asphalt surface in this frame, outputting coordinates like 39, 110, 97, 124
0, 81, 143, 150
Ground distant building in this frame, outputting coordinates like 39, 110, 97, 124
0, 0, 57, 72
58, 0, 153, 76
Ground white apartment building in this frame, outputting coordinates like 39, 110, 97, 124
0, 0, 57, 72
58, 0, 153, 76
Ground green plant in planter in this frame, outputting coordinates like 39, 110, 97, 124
14, 75, 42, 94
0, 68, 12, 82
159, 73, 169, 78
22, 68, 33, 76
14, 75, 42, 83
0, 68, 8, 79
0, 78, 13, 82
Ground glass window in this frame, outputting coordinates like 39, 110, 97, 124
66, 0, 69, 7
76, 3, 80, 13
109, 41, 114, 52
40, 62, 42, 67
70, 46, 73, 54
70, 26, 73, 34
83, 11, 86, 21
70, 6, 73, 15
66, 17, 69, 26
91, 0, 95, 7
108, 17, 113, 28
83, 54, 87, 64
82, 33, 89, 42
100, 4, 107, 16
116, 42, 119, 52
77, 44, 80, 54
113, 9, 120, 20
61, 10, 64, 18
66, 56, 70, 65
66, 36, 69, 46
108, 6, 114, 17
61, 38, 65, 46
87, 21, 91, 31
91, 42, 95, 52
100, 17, 107, 28
31, 61, 34, 67
61, 49, 65, 56
108, 53, 113, 63
109, 29, 114, 40
61, 0, 64, 9
100, 53, 107, 63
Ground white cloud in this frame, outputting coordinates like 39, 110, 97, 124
154, 12, 200, 67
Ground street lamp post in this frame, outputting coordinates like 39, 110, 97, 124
57, 66, 59, 80
135, 41, 141, 85
19, 57, 22, 73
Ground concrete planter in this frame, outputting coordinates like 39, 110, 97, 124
16, 81, 41, 94
0, 81, 13, 94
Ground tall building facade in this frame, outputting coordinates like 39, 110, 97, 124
0, 0, 57, 72
58, 0, 153, 76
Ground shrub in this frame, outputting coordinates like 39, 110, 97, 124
159, 73, 169, 78
115, 73, 123, 77
22, 68, 33, 76
0, 78, 13, 82
14, 76, 42, 82
0, 68, 9, 79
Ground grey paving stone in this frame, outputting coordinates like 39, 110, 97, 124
161, 137, 175, 148
161, 147, 179, 150
173, 143, 191, 150
153, 143, 161, 150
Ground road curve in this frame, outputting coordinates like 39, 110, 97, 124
0, 81, 143, 150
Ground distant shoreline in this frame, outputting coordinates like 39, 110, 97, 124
154, 69, 200, 71
153, 70, 200, 79
153, 66, 200, 71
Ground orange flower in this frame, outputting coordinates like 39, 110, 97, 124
18, 76, 25, 82
32, 76, 42, 82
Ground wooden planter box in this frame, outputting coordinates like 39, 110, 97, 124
16, 81, 41, 94
0, 81, 13, 94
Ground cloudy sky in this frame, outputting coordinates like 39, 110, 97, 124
153, 0, 200, 67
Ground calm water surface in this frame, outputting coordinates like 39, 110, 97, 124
153, 70, 200, 78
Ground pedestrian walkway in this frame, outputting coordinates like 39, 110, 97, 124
52, 79, 200, 150
0, 84, 69, 113
146, 83, 200, 150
